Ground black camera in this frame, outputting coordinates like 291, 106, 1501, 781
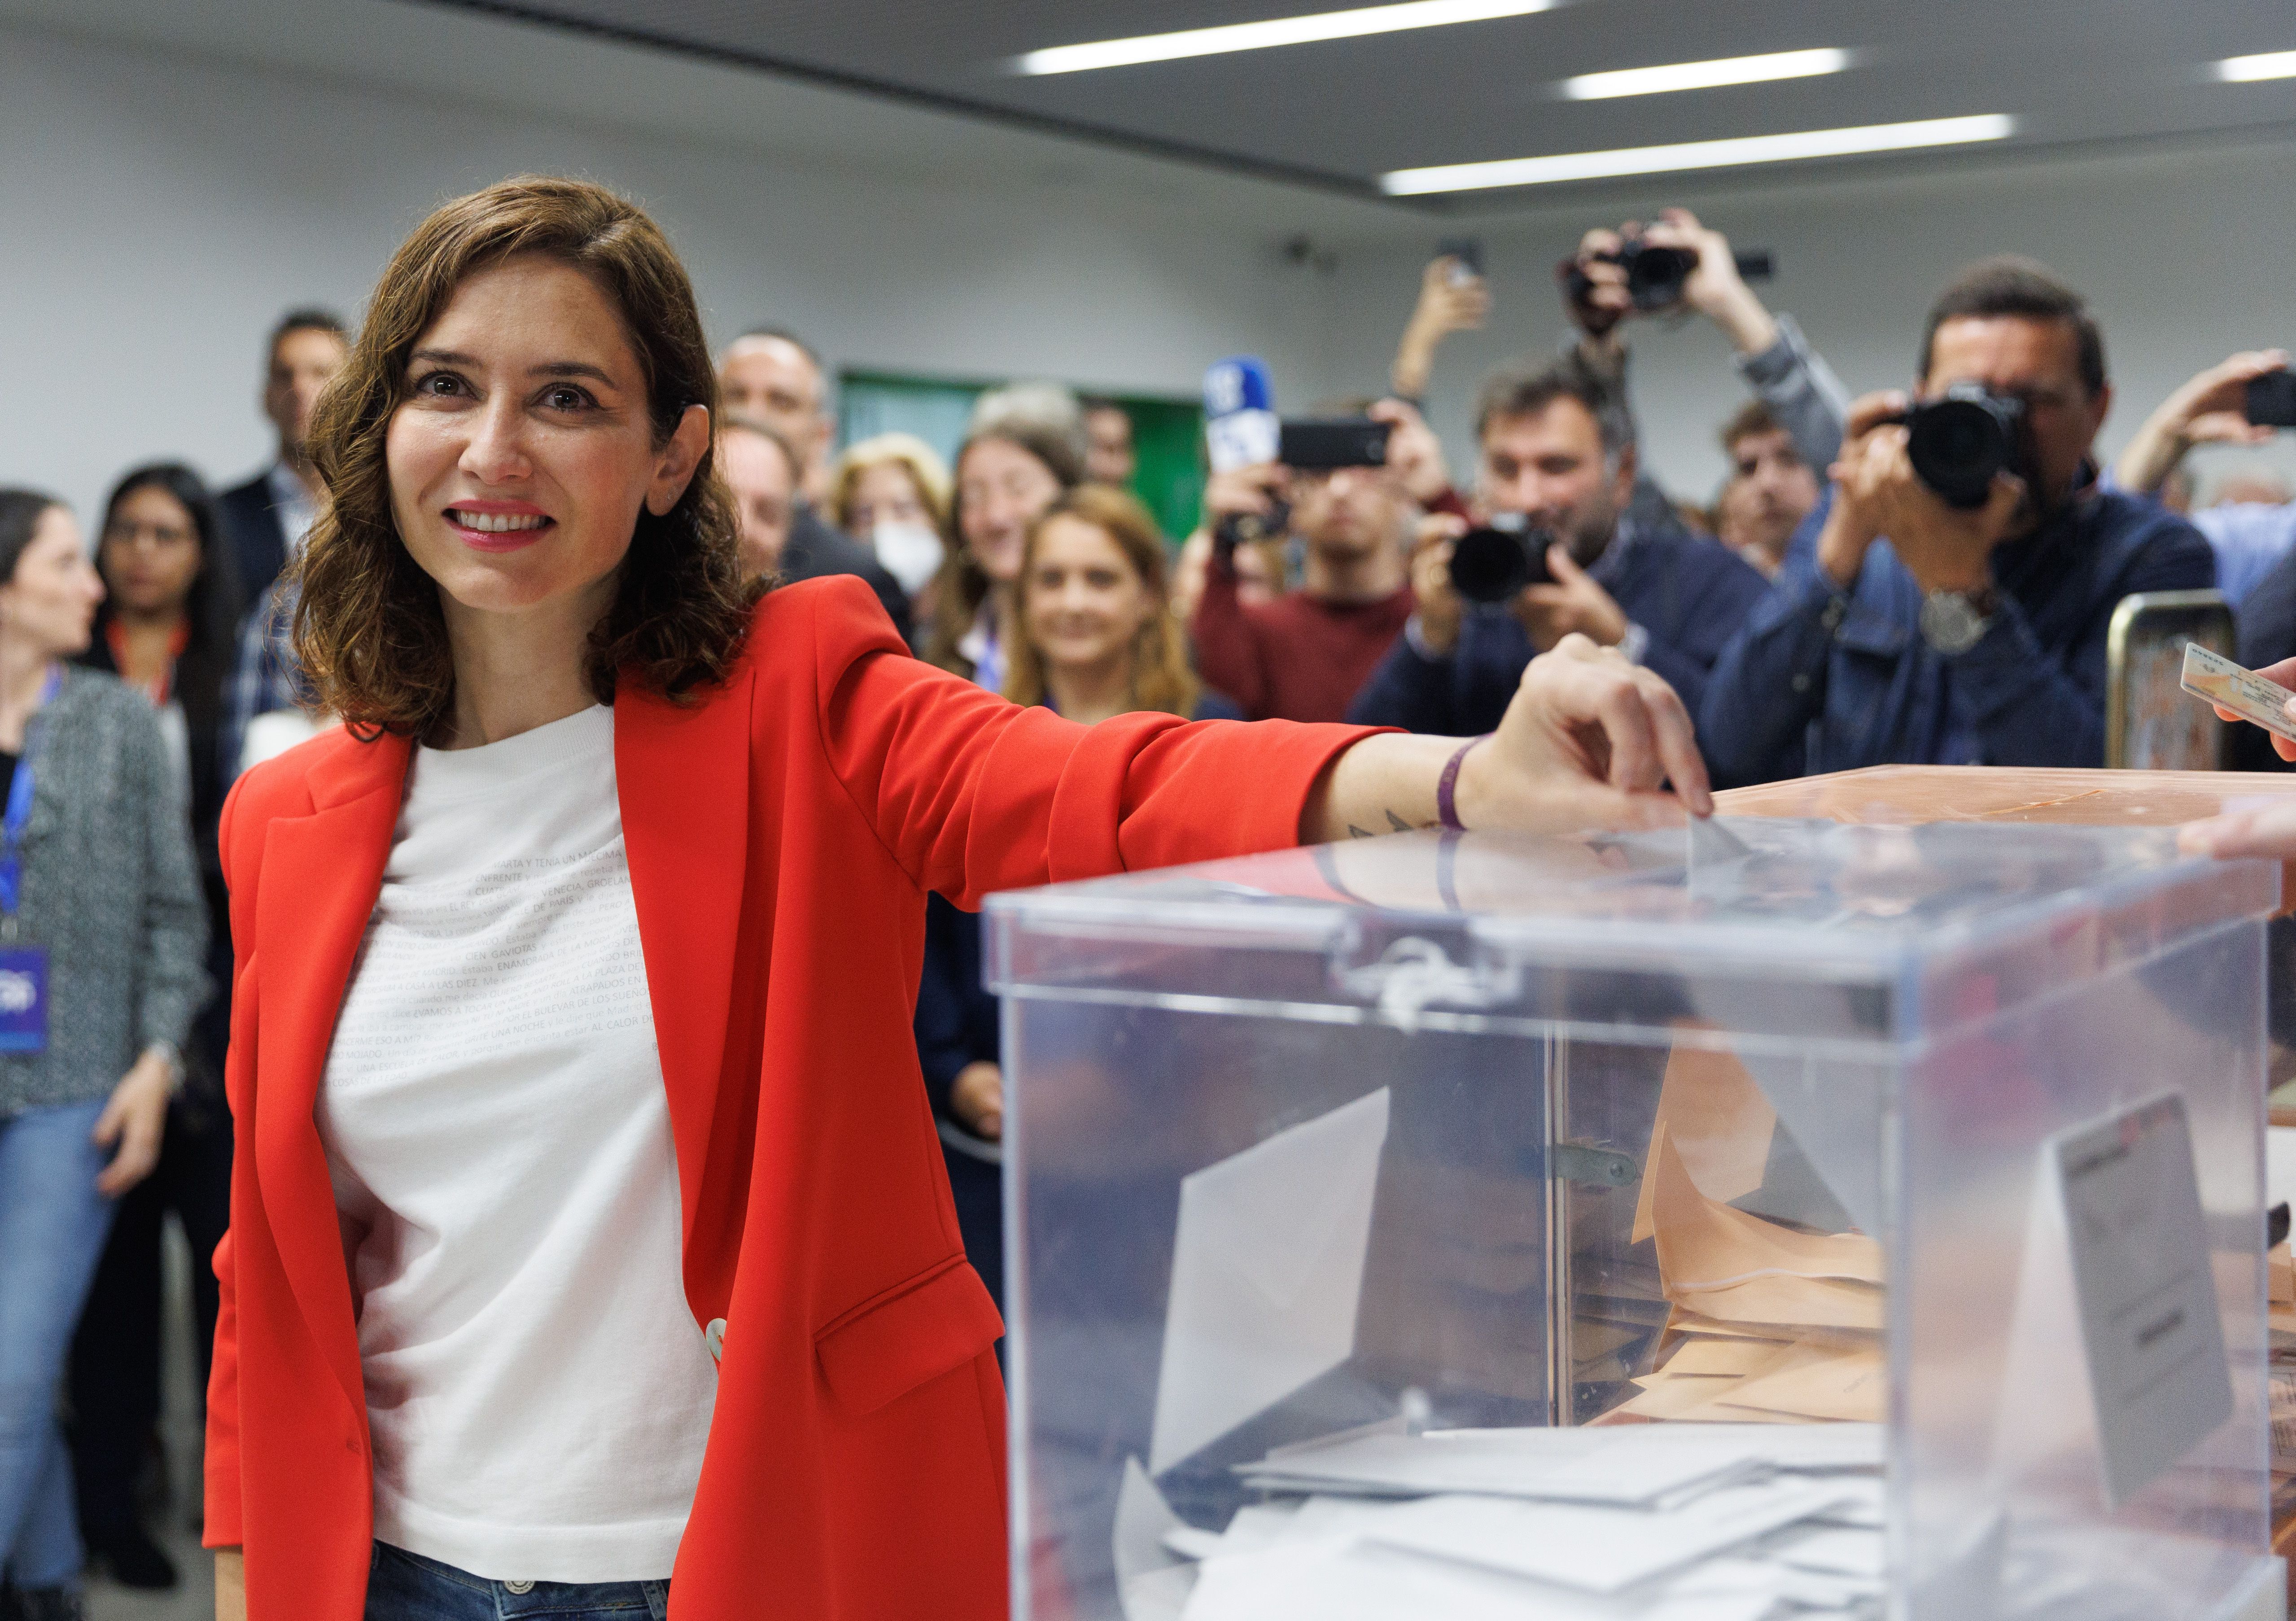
2247, 370, 2296, 429
1563, 238, 1773, 314
1448, 515, 1555, 605
1277, 416, 1392, 471
1899, 385, 2026, 509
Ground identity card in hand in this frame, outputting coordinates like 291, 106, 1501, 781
2182, 643, 2296, 744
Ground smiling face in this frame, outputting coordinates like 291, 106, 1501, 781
385, 254, 707, 631
1020, 513, 1157, 679
1479, 397, 1635, 565
958, 437, 1064, 586
3, 507, 105, 659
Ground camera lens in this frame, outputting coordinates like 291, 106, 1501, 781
1448, 528, 1526, 604
1623, 244, 1698, 311
1903, 388, 2022, 509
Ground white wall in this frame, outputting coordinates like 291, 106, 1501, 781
0, 22, 1346, 524
11, 11, 2296, 531
1312, 136, 2296, 505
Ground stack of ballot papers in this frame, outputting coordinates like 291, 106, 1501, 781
1137, 1424, 1884, 1620
1606, 1119, 1885, 1426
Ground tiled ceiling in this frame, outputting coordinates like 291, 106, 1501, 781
420, 0, 2296, 205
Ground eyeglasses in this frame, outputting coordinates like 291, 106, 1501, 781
103, 520, 195, 548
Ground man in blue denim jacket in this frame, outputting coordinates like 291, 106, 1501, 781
1699, 258, 2214, 784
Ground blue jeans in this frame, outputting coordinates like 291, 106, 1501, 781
0, 1099, 118, 1586
367, 1544, 671, 1620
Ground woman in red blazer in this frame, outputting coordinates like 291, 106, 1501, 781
206, 177, 1708, 1621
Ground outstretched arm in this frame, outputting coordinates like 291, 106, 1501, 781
1306, 635, 1708, 841
1391, 254, 1490, 402
814, 579, 1711, 911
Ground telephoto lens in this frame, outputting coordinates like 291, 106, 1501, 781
1448, 514, 1554, 605
1902, 384, 2025, 509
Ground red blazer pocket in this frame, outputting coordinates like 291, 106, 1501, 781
814, 1257, 1004, 1416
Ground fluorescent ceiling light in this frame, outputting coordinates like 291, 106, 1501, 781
1015, 0, 1554, 76
1382, 113, 2014, 195
2215, 50, 2296, 82
1564, 48, 1849, 100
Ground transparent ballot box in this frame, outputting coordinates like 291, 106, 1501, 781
984, 819, 2283, 1621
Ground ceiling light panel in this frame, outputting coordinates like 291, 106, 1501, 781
1563, 48, 1849, 101
2215, 51, 2296, 82
1014, 0, 1555, 76
1381, 114, 2016, 195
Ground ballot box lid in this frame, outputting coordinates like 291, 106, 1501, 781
984, 819, 2277, 1046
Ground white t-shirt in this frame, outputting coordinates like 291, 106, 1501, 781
317, 704, 717, 1582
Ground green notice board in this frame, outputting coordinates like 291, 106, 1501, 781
838, 371, 1205, 546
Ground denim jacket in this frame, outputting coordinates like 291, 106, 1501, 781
1697, 479, 2215, 783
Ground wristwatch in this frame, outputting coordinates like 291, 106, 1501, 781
1918, 587, 1998, 656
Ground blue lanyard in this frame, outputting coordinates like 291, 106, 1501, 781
0, 666, 61, 918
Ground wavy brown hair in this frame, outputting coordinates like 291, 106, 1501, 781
1002, 485, 1199, 719
293, 175, 754, 738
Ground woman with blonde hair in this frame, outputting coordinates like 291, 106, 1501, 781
825, 432, 950, 612
203, 174, 1706, 1621
1004, 485, 1234, 725
919, 487, 1239, 1310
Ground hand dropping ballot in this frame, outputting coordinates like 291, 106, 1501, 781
2182, 643, 2296, 744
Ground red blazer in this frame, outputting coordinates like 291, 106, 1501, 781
203, 577, 1374, 1618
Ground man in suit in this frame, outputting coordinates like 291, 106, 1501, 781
215, 310, 350, 606
718, 327, 910, 636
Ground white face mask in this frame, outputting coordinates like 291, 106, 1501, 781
872, 520, 946, 596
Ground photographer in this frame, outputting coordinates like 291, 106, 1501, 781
1348, 356, 1769, 744
1189, 400, 1424, 722
2112, 348, 2295, 605
1699, 257, 2214, 782
1564, 207, 1849, 526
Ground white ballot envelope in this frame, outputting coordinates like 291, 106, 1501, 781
1148, 1088, 1392, 1474
2052, 1091, 2233, 1508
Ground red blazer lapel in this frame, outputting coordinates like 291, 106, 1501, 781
252, 732, 409, 1422
616, 673, 753, 1308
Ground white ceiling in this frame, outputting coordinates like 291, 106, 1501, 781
414, 0, 2296, 201
9, 0, 2295, 238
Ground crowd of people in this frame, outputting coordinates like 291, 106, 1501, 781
4, 173, 2296, 1616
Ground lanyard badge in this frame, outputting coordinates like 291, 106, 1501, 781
0, 666, 58, 1054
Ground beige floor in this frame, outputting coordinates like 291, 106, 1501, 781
85, 1218, 214, 1621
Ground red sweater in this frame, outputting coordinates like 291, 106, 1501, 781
1192, 555, 1415, 723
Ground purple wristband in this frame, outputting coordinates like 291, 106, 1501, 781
1436, 733, 1493, 832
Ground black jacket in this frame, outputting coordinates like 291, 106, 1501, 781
783, 504, 912, 642
1348, 516, 1772, 762
216, 471, 293, 607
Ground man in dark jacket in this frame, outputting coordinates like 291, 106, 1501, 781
215, 309, 349, 607
1349, 355, 1770, 750
1699, 258, 2214, 782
